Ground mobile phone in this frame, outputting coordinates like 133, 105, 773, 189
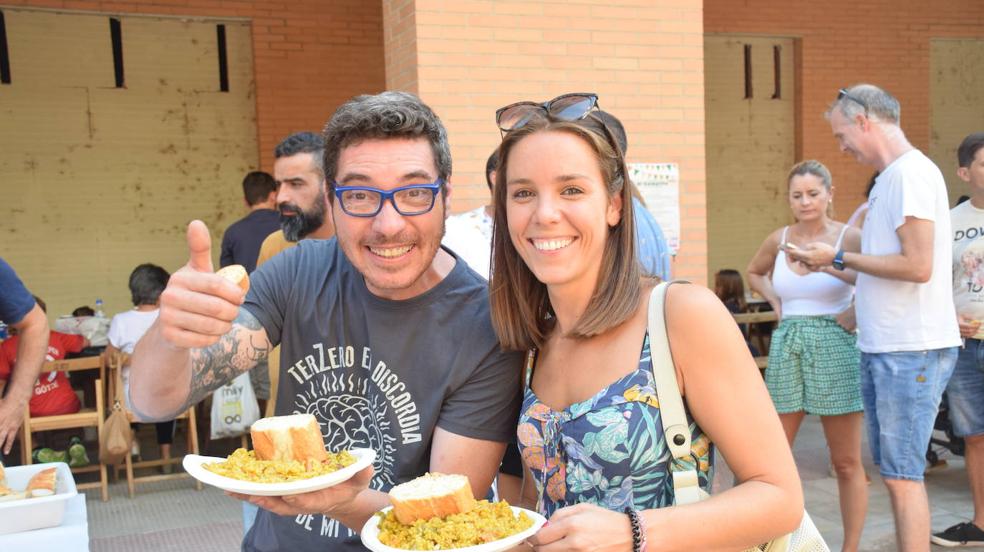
780, 242, 798, 251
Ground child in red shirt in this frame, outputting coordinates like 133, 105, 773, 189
0, 330, 86, 416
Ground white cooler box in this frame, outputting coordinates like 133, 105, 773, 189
0, 462, 78, 535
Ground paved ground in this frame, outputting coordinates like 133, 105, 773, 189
78, 416, 975, 551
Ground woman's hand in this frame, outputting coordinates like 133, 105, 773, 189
527, 503, 633, 552
835, 305, 856, 333
767, 299, 782, 321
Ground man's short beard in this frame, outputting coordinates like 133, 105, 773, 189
280, 200, 327, 242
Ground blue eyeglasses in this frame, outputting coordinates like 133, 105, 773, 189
333, 181, 443, 217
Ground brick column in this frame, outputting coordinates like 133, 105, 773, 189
382, 0, 706, 283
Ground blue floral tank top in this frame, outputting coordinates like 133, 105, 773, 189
517, 334, 714, 517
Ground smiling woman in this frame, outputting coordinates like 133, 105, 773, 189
488, 97, 804, 552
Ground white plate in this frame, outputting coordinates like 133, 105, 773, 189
182, 448, 375, 497
360, 505, 546, 552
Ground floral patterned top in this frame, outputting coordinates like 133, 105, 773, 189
517, 335, 713, 517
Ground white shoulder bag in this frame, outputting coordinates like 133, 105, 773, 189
648, 282, 829, 552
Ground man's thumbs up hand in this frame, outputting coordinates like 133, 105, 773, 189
157, 220, 247, 349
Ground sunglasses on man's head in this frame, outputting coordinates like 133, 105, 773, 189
495, 93, 599, 132
837, 88, 869, 116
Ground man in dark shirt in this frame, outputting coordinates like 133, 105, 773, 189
220, 171, 281, 274
129, 92, 522, 551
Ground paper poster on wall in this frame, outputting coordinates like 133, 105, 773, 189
628, 162, 680, 254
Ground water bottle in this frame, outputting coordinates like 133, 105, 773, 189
94, 299, 105, 318
0, 321, 7, 340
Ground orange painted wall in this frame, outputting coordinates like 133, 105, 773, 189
5, 0, 386, 170
384, 0, 708, 282
705, 0, 984, 216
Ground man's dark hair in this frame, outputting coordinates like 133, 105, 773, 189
274, 132, 325, 176
32, 295, 47, 313
594, 110, 628, 155
242, 171, 277, 206
485, 150, 498, 192
128, 263, 170, 306
322, 91, 452, 198
72, 306, 95, 317
958, 132, 984, 168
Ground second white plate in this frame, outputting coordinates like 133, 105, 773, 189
360, 505, 547, 552
182, 447, 375, 497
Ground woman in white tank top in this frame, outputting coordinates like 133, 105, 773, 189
747, 160, 868, 552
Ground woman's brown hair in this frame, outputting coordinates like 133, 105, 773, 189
489, 113, 644, 351
713, 269, 746, 311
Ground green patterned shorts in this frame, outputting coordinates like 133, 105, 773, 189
766, 315, 863, 416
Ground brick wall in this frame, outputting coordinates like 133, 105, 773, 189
5, 0, 386, 170
384, 0, 708, 282
705, 0, 984, 216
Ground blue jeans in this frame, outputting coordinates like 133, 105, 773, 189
860, 347, 957, 480
948, 339, 984, 437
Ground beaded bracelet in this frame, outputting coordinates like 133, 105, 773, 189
624, 507, 648, 552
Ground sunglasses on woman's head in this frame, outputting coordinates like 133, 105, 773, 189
495, 93, 599, 133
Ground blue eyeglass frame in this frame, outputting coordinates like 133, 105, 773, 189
333, 181, 443, 218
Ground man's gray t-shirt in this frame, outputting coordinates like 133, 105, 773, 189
240, 239, 523, 552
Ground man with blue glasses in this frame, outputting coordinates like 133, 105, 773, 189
128, 92, 523, 552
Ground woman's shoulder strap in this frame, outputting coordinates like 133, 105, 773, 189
648, 281, 693, 461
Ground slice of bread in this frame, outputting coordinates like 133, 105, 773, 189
0, 487, 27, 502
250, 414, 329, 463
26, 467, 57, 497
389, 472, 476, 524
216, 264, 250, 293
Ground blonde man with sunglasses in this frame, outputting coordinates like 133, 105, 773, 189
789, 84, 960, 552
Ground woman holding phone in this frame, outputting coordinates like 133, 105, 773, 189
746, 160, 866, 551
489, 93, 802, 551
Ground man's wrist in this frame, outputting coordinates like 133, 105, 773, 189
0, 389, 29, 408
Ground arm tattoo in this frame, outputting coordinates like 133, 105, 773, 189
184, 309, 271, 409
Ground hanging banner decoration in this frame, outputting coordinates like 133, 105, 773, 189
629, 162, 681, 254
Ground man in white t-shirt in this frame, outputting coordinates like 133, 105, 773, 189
789, 84, 960, 551
442, 151, 496, 279
933, 132, 984, 548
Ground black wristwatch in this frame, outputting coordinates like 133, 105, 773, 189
832, 249, 846, 271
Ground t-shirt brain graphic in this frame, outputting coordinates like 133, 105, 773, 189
295, 371, 398, 488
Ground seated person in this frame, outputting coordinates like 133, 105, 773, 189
0, 296, 90, 466
106, 263, 176, 463
0, 296, 87, 417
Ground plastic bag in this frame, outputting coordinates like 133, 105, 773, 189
54, 315, 110, 347
210, 372, 260, 439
